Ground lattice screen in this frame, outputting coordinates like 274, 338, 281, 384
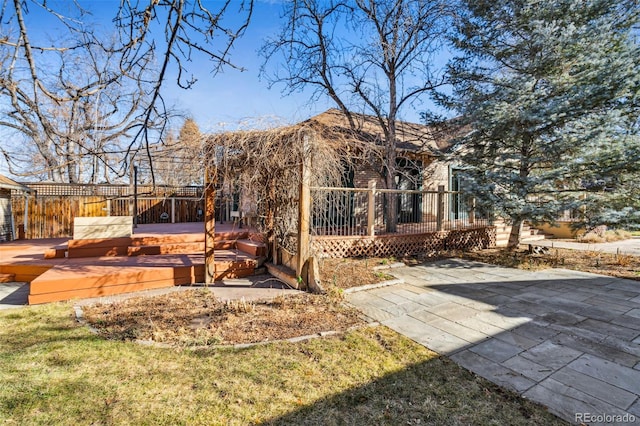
311, 226, 496, 259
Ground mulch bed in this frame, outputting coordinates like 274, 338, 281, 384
451, 246, 640, 281
318, 257, 397, 290
82, 289, 366, 347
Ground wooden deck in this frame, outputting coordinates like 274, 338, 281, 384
0, 222, 266, 304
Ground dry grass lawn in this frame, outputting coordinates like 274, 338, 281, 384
0, 303, 566, 425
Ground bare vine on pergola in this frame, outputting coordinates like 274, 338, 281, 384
206, 118, 375, 255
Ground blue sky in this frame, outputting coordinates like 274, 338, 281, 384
13, 0, 337, 132
25, 0, 430, 131
158, 1, 339, 131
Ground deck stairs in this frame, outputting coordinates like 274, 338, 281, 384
11, 229, 267, 304
494, 220, 552, 248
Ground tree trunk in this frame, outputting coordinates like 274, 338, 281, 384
385, 144, 398, 233
507, 219, 523, 250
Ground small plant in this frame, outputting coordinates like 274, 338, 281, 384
325, 285, 344, 301
224, 298, 255, 314
373, 271, 389, 279
584, 250, 602, 259
615, 254, 633, 267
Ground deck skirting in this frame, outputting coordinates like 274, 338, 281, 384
311, 226, 496, 258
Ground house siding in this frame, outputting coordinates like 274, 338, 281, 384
0, 188, 13, 241
353, 166, 385, 189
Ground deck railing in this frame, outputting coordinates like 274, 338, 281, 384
310, 185, 489, 238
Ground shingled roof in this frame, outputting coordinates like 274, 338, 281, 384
303, 108, 457, 155
0, 174, 33, 192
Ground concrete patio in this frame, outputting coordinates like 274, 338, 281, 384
347, 259, 640, 424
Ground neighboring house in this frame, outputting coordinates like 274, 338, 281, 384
0, 174, 33, 241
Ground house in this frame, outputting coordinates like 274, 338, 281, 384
0, 174, 33, 241
302, 108, 455, 191
296, 109, 481, 227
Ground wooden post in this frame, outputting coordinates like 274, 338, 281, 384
367, 180, 376, 237
106, 199, 111, 217
436, 185, 445, 231
23, 194, 29, 238
204, 166, 216, 284
171, 198, 176, 223
296, 134, 311, 283
128, 154, 134, 219
133, 165, 138, 228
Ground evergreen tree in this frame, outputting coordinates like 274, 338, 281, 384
440, 0, 640, 247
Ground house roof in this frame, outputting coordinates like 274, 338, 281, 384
302, 109, 458, 155
0, 174, 33, 192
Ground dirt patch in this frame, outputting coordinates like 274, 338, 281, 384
318, 257, 397, 290
83, 289, 366, 346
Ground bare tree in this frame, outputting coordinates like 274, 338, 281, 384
0, 0, 253, 183
0, 31, 154, 182
262, 0, 449, 231
136, 118, 204, 187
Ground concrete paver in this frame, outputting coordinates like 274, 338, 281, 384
0, 282, 29, 309
347, 259, 640, 424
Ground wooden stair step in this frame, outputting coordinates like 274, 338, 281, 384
0, 273, 16, 283
67, 237, 131, 258
210, 249, 259, 280
130, 234, 203, 246
214, 240, 237, 250
0, 264, 52, 282
236, 239, 267, 257
44, 244, 68, 259
128, 242, 205, 256
214, 231, 249, 242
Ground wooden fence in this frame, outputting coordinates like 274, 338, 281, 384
11, 195, 204, 239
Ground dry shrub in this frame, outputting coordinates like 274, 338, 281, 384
223, 298, 255, 314
615, 254, 633, 267
578, 228, 632, 243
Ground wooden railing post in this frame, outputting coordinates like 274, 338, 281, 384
23, 194, 29, 238
436, 185, 445, 231
204, 166, 216, 285
367, 180, 376, 237
297, 134, 311, 285
171, 198, 176, 223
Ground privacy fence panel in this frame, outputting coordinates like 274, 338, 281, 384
12, 196, 107, 239
10, 183, 206, 239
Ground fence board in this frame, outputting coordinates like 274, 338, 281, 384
11, 195, 204, 239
